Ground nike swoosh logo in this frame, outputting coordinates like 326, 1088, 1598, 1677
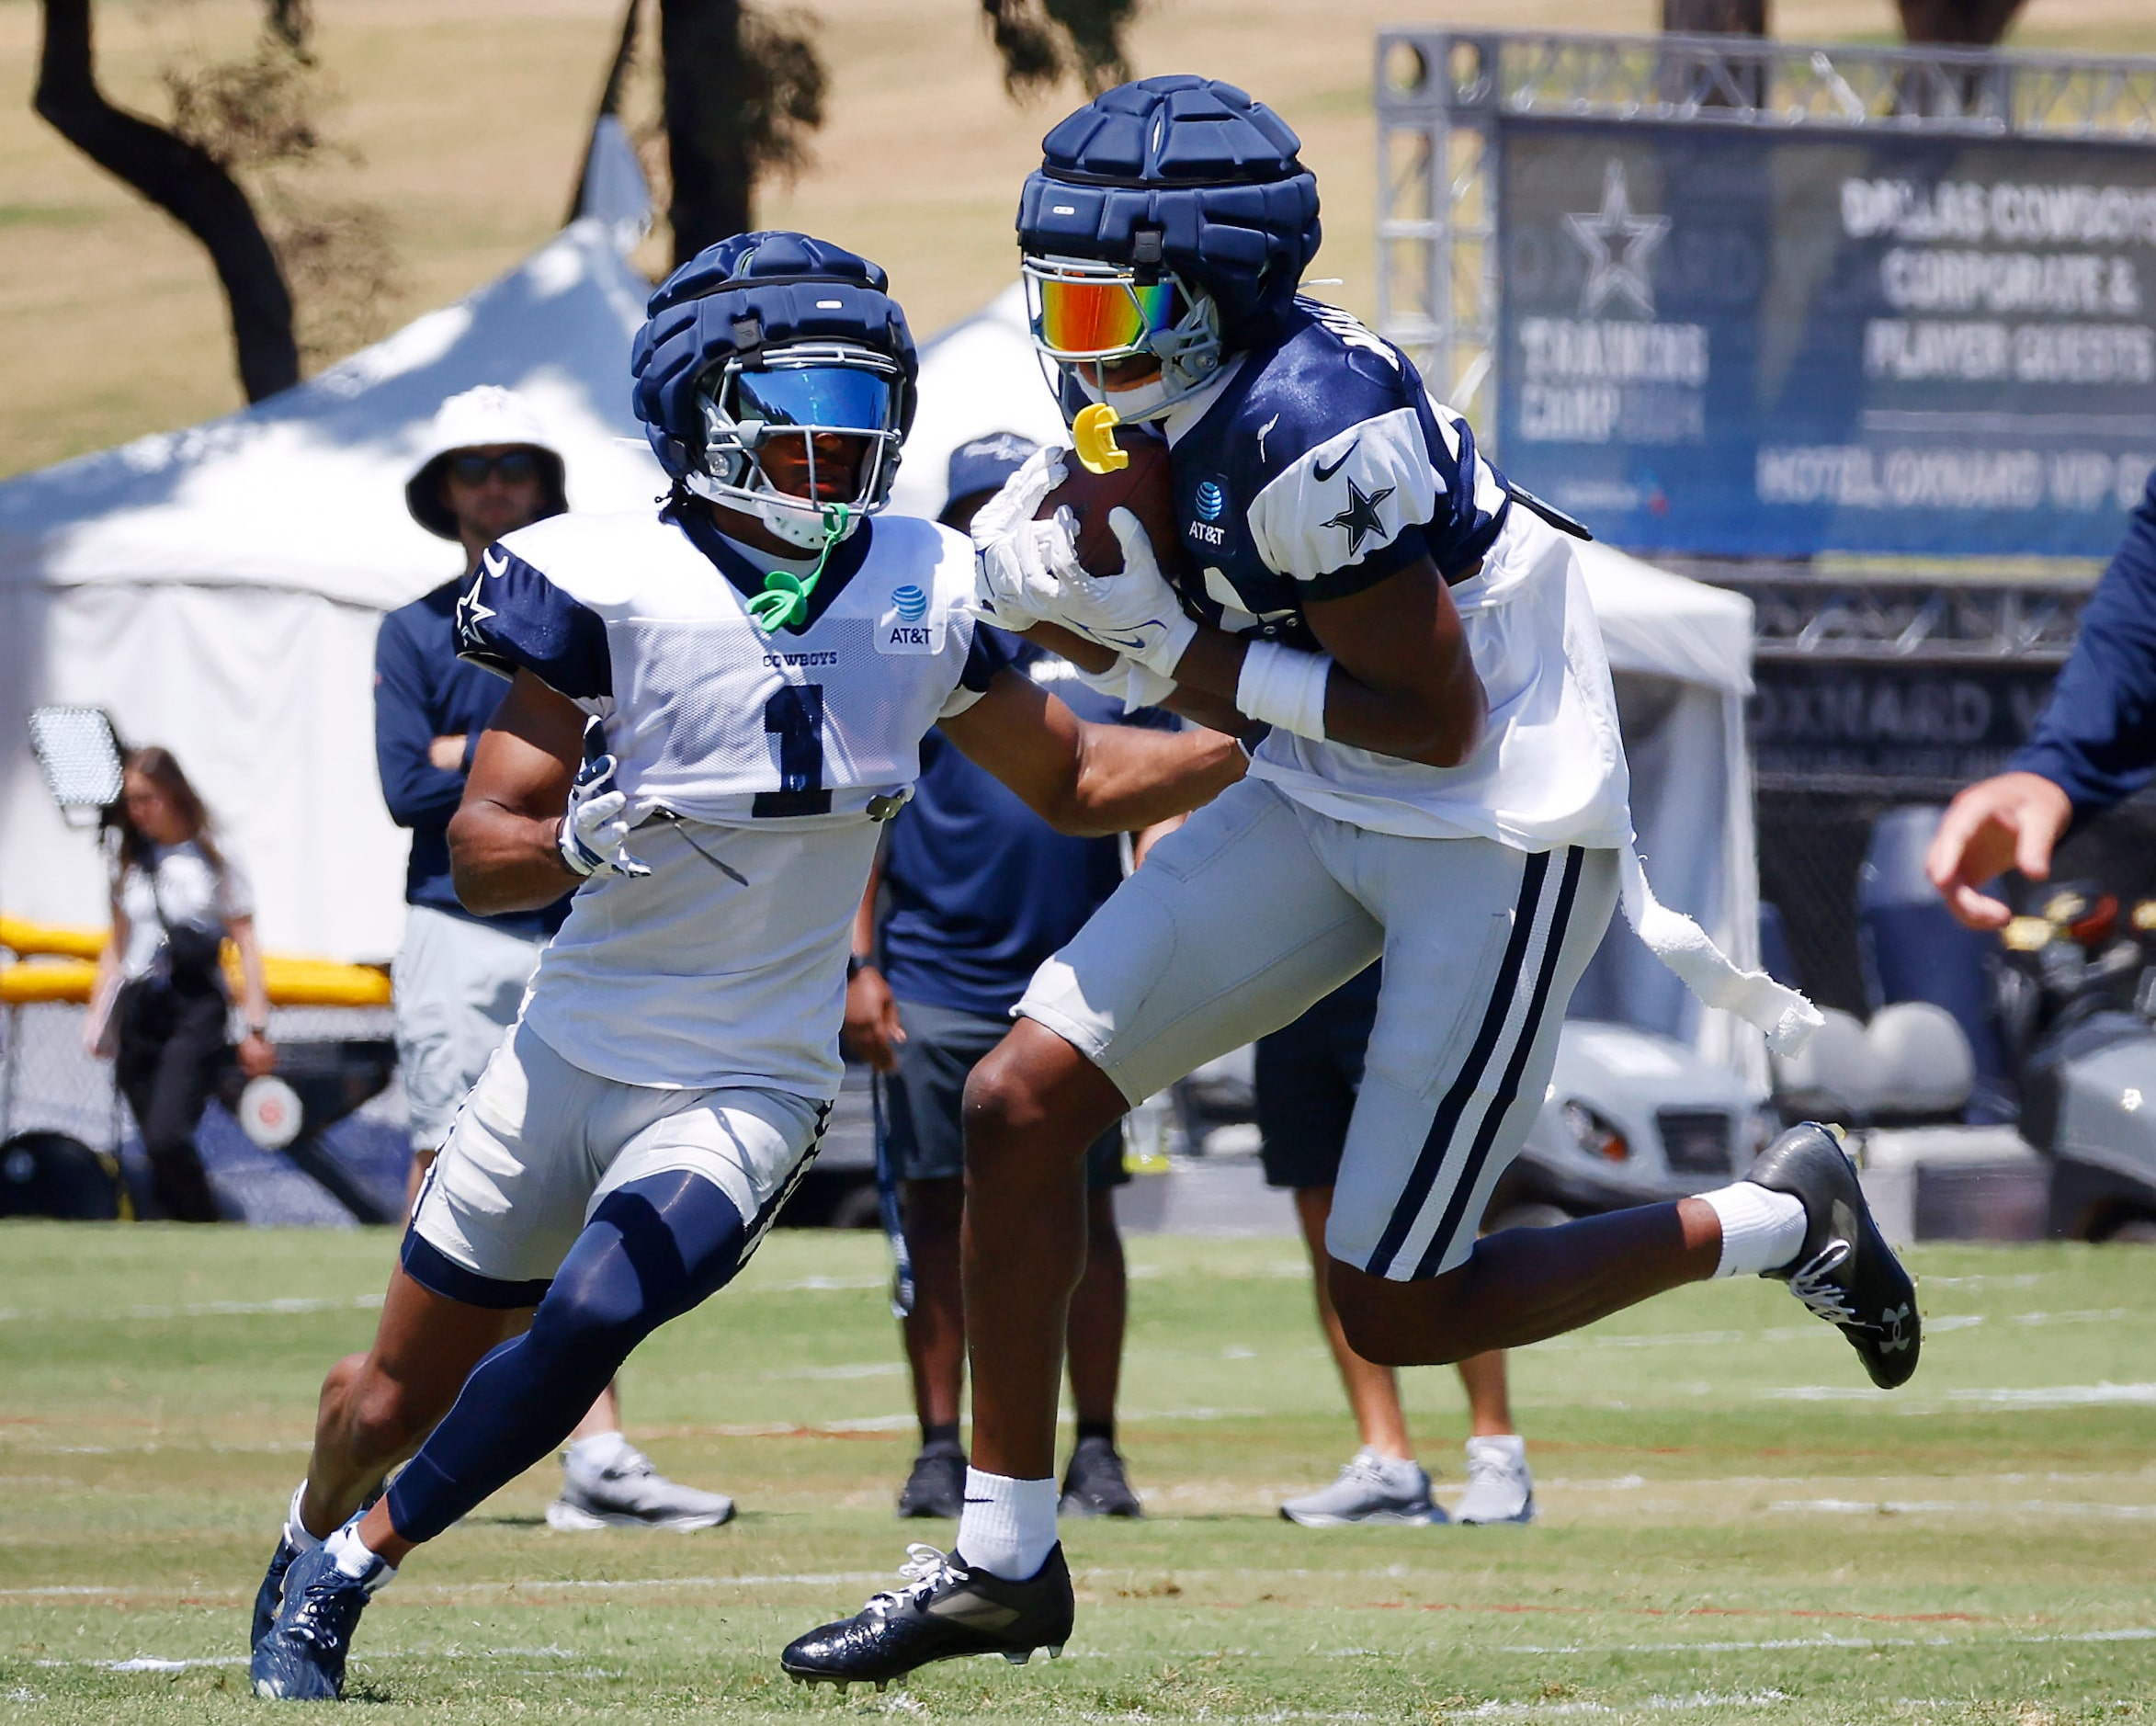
925, 1595, 1021, 1629
482, 550, 508, 579
1099, 631, 1150, 651
1312, 440, 1359, 483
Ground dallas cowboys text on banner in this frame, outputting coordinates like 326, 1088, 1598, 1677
1492, 122, 2156, 559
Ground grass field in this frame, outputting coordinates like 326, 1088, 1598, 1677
3, 1223, 2155, 1722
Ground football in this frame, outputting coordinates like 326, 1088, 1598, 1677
1036, 432, 1188, 578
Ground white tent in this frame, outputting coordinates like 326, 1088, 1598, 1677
0, 218, 667, 962
897, 291, 1765, 1080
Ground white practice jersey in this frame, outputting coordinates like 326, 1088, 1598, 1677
458, 505, 999, 1095
1157, 297, 1631, 851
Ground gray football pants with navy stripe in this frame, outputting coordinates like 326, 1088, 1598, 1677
1016, 778, 1618, 1280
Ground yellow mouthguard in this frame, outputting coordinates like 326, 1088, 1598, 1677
1072, 403, 1128, 475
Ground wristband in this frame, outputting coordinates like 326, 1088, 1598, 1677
847, 953, 875, 981
1235, 641, 1332, 741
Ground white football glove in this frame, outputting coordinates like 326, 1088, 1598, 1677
1021, 507, 1197, 677
966, 447, 1070, 630
558, 754, 651, 880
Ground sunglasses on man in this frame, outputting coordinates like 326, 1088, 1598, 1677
447, 450, 542, 486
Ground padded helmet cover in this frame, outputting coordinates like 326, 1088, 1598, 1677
630, 231, 919, 483
1017, 76, 1322, 348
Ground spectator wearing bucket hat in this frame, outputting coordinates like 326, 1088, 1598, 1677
372, 385, 734, 1534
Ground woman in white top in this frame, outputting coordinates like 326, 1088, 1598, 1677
86, 747, 275, 1221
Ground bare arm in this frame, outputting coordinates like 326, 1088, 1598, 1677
224, 913, 276, 1077
1016, 558, 1485, 766
841, 851, 904, 1073
1164, 557, 1486, 767
938, 669, 1245, 837
447, 670, 588, 915
1015, 619, 1279, 739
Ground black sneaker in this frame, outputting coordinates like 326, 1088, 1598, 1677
780, 1542, 1074, 1690
1059, 1436, 1142, 1519
897, 1444, 967, 1519
1744, 1121, 1921, 1390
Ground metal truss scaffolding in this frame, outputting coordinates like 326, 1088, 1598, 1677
1375, 28, 2156, 425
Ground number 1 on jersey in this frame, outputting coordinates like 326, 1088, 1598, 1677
755, 683, 833, 817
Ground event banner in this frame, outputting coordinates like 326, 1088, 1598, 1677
1492, 119, 2156, 558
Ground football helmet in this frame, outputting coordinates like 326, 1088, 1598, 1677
631, 232, 917, 550
1016, 76, 1321, 421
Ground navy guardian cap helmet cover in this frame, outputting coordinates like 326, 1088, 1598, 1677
1016, 76, 1322, 354
630, 231, 918, 545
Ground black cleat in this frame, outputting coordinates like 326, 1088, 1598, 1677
1744, 1121, 1921, 1390
1058, 1436, 1142, 1519
897, 1443, 968, 1520
780, 1542, 1073, 1688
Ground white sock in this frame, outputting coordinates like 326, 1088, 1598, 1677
564, 1430, 631, 1475
1465, 1434, 1526, 1469
1702, 1181, 1807, 1277
284, 1482, 323, 1551
323, 1522, 396, 1589
955, 1468, 1058, 1581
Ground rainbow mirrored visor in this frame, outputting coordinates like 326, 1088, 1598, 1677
1023, 257, 1179, 361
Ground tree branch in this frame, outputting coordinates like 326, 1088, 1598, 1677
36, 0, 299, 402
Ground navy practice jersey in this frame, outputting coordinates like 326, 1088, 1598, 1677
1155, 297, 1632, 850
1159, 296, 1514, 648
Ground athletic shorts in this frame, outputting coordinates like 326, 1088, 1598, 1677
392, 904, 546, 1153
1017, 778, 1617, 1280
404, 1019, 828, 1304
1254, 971, 1379, 1193
885, 998, 1126, 1189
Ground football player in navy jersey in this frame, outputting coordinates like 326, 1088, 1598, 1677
785, 79, 1919, 1687
249, 232, 1246, 1703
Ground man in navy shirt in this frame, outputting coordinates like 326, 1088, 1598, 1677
371, 386, 731, 1537
1930, 466, 2156, 925
843, 435, 1165, 1521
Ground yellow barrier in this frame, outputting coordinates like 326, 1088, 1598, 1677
0, 917, 391, 1008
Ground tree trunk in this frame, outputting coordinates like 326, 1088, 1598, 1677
35, 0, 299, 403
1896, 0, 2025, 46
1661, 0, 1767, 32
661, 0, 752, 266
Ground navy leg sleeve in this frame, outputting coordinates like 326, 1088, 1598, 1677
384, 1170, 748, 1547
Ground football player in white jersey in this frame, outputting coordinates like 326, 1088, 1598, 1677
250, 232, 1248, 1703
786, 81, 1922, 1686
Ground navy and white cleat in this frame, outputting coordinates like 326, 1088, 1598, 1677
249, 1528, 303, 1653
250, 1542, 390, 1700
1745, 1121, 1922, 1390
780, 1542, 1073, 1689
251, 1485, 382, 1652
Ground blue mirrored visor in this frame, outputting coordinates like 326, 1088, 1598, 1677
734, 364, 893, 432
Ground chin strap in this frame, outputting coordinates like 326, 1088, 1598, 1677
748, 503, 852, 632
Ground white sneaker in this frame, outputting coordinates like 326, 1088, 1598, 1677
548, 1442, 734, 1532
1279, 1449, 1442, 1527
1454, 1436, 1535, 1525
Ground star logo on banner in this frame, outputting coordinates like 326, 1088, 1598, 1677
1563, 161, 1668, 318
1322, 474, 1395, 558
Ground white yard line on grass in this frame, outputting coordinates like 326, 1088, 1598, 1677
1496, 1628, 2156, 1657
0, 1294, 384, 1323
1769, 1497, 2156, 1517
1765, 1381, 2156, 1409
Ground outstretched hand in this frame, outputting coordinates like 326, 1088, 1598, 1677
1924, 770, 2073, 930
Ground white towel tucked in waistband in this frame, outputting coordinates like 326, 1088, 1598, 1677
1617, 843, 1822, 1056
